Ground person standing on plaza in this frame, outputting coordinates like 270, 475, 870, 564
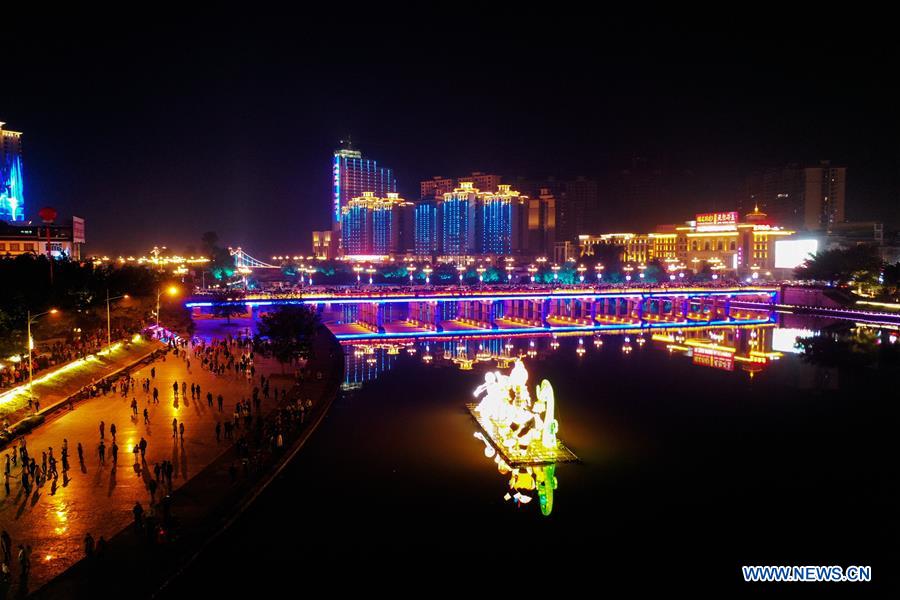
153, 387, 159, 403
110, 423, 116, 440
133, 501, 144, 531
98, 440, 106, 465
207, 391, 213, 408
131, 398, 139, 416
217, 394, 223, 412
179, 422, 185, 441
139, 437, 147, 459
172, 418, 178, 438
1, 530, 11, 566
150, 366, 155, 379
172, 381, 178, 397
143, 407, 150, 425
83, 533, 94, 559
99, 420, 105, 440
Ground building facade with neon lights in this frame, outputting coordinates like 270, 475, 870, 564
578, 208, 795, 275
340, 192, 413, 257
332, 145, 397, 253
0, 122, 25, 222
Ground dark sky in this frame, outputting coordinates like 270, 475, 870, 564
5, 18, 899, 257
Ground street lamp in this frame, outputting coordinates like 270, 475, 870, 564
476, 265, 486, 286
366, 267, 375, 286
595, 263, 604, 282
577, 264, 586, 283
156, 285, 179, 329
423, 265, 433, 285
354, 265, 363, 287
26, 308, 59, 409
528, 264, 538, 283
456, 264, 466, 285
408, 264, 417, 286
105, 290, 130, 350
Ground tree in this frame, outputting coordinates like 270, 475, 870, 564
211, 291, 244, 324
256, 305, 320, 371
794, 245, 883, 287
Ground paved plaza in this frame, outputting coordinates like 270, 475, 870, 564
1, 322, 291, 591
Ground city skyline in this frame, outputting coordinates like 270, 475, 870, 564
3, 23, 898, 257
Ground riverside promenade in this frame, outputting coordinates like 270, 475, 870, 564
22, 324, 342, 599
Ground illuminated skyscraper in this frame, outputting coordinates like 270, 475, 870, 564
332, 143, 397, 252
0, 122, 25, 222
480, 185, 521, 255
414, 199, 438, 257
440, 182, 478, 256
340, 192, 411, 256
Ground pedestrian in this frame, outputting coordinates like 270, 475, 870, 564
77, 442, 84, 463
150, 367, 155, 379
153, 387, 159, 403
18, 545, 29, 579
172, 418, 178, 438
217, 394, 223, 412
95, 536, 106, 559
215, 421, 221, 442
110, 423, 116, 440
99, 420, 105, 440
1, 530, 11, 566
131, 398, 138, 416
98, 440, 106, 465
143, 408, 150, 424
179, 422, 185, 441
133, 501, 144, 530
172, 381, 178, 396
84, 533, 94, 558
148, 478, 158, 503
207, 391, 213, 407
139, 437, 147, 459
111, 442, 118, 464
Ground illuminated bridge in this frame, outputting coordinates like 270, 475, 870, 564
186, 286, 779, 340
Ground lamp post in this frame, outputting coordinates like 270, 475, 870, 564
105, 290, 129, 351
354, 265, 363, 287
26, 308, 59, 409
528, 264, 538, 283
408, 264, 417, 286
156, 285, 179, 330
423, 265, 432, 286
595, 263, 604, 282
577, 264, 586, 283
476, 265, 486, 286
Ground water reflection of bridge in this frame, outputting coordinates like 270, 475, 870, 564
186, 286, 777, 341
339, 320, 786, 389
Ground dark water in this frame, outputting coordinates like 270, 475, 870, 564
177, 319, 899, 595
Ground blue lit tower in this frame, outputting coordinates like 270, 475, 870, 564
414, 199, 439, 257
480, 184, 521, 255
440, 182, 478, 256
340, 192, 410, 256
0, 123, 25, 222
332, 142, 397, 254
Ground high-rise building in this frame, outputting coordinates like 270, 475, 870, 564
414, 200, 439, 257
439, 182, 478, 256
420, 172, 501, 199
0, 122, 25, 222
332, 144, 397, 252
803, 162, 846, 231
522, 188, 557, 257
340, 192, 412, 256
479, 184, 521, 255
746, 161, 846, 231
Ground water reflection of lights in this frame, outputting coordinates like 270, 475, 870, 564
550, 336, 559, 350
593, 335, 603, 348
576, 338, 586, 356
527, 340, 537, 358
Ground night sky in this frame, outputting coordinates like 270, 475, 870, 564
5, 20, 898, 257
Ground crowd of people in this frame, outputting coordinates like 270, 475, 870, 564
0, 328, 136, 391
0, 323, 335, 595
